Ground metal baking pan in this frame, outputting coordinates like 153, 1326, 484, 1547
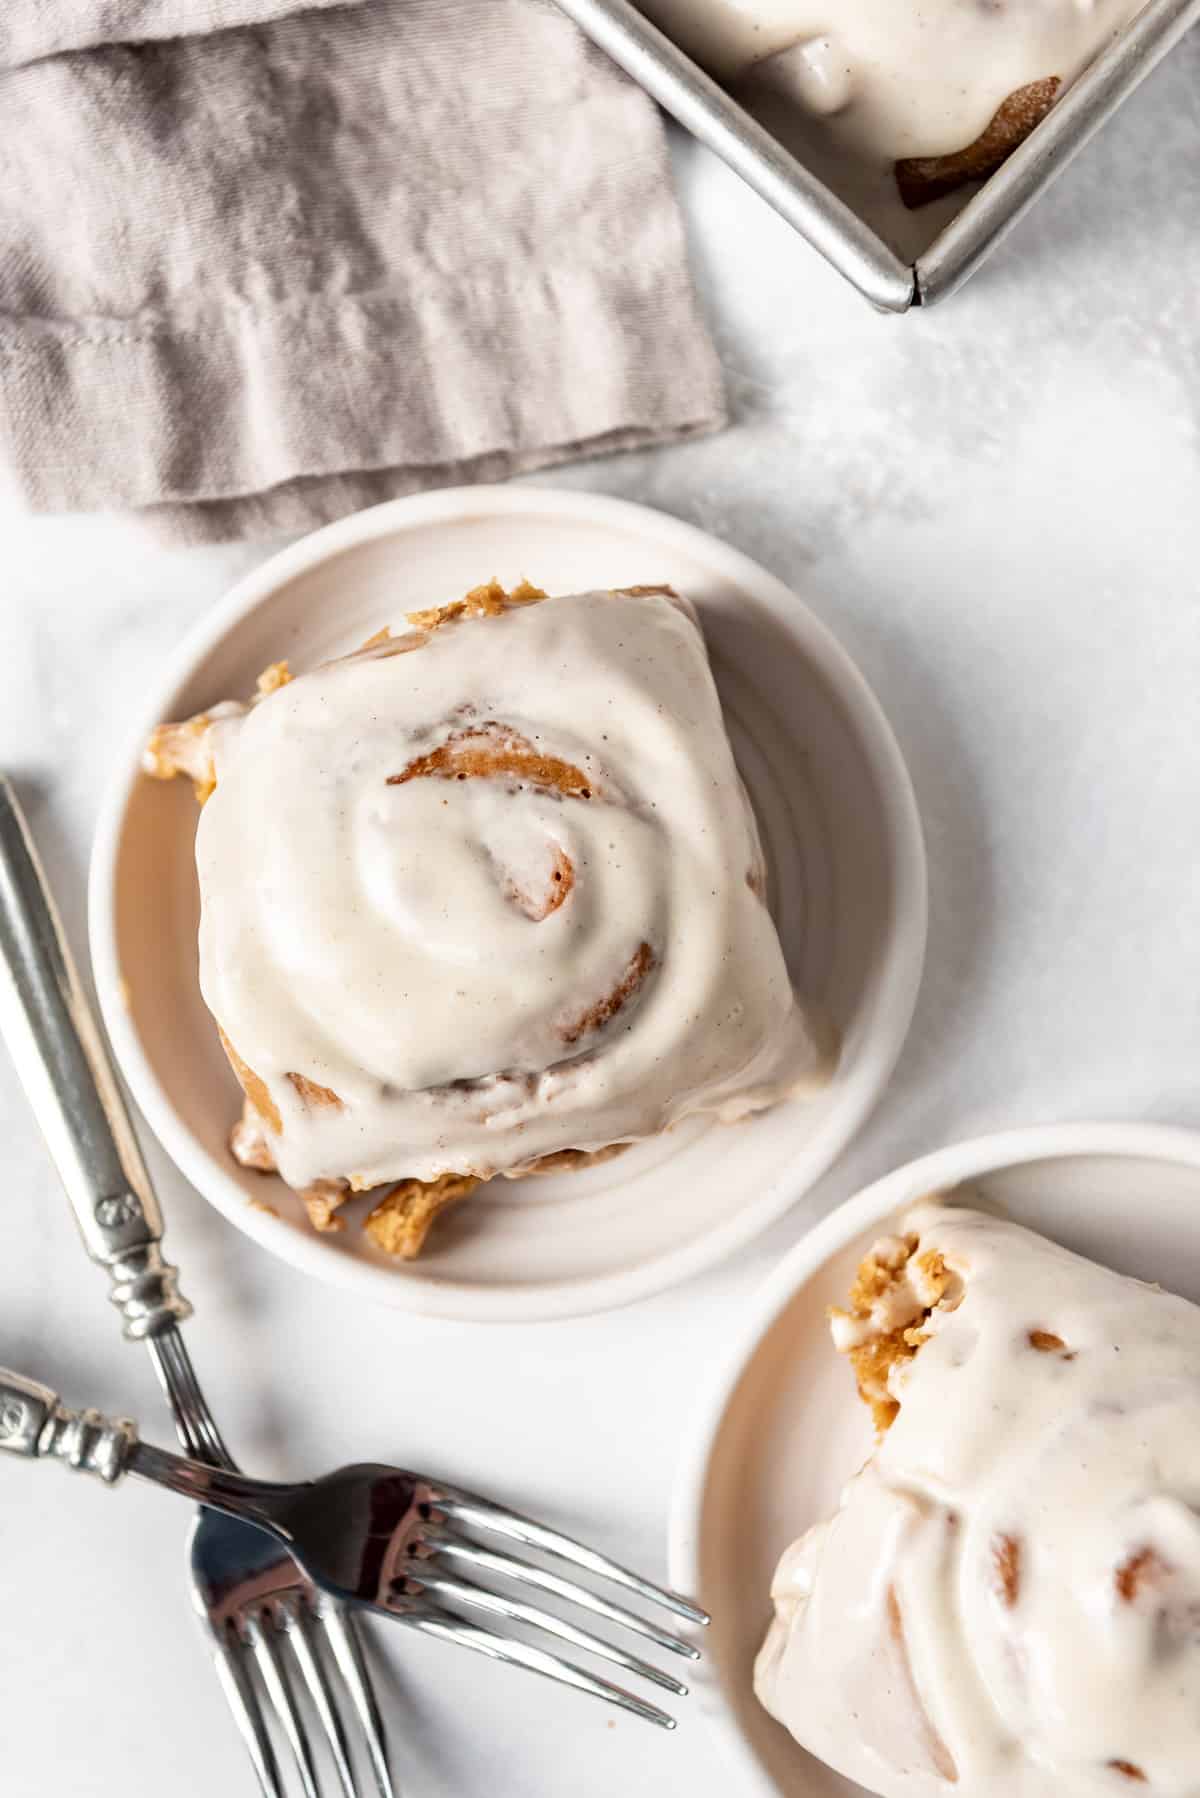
553, 0, 1200, 310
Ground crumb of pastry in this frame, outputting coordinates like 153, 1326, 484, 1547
895, 76, 1061, 208
842, 1339, 910, 1432
230, 1098, 278, 1172
364, 1172, 483, 1259
141, 660, 284, 805
247, 1196, 280, 1218
830, 1234, 957, 1433
143, 714, 218, 804
406, 577, 548, 632
256, 660, 291, 696
303, 1179, 350, 1234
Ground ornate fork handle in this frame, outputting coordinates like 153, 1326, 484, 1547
0, 779, 232, 1463
0, 780, 189, 1340
0, 1369, 137, 1483
0, 1368, 311, 1555
0, 1368, 286, 1512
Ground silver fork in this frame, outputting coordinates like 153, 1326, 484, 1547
0, 1366, 708, 1730
0, 776, 394, 1798
0, 778, 709, 1742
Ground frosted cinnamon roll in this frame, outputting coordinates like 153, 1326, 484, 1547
146, 580, 831, 1257
639, 0, 1143, 213
756, 1203, 1200, 1796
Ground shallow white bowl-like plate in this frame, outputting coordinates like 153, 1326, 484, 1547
668, 1121, 1200, 1797
89, 485, 926, 1321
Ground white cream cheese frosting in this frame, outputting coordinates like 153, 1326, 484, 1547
756, 1202, 1200, 1797
639, 0, 1146, 166
193, 587, 828, 1191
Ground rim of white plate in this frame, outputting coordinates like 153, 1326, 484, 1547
667, 1119, 1200, 1797
89, 484, 927, 1321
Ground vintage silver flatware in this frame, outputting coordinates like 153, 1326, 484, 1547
0, 774, 708, 1747
0, 1366, 706, 1729
0, 776, 393, 1798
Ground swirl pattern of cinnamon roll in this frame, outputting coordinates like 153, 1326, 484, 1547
756, 1203, 1200, 1796
147, 581, 829, 1253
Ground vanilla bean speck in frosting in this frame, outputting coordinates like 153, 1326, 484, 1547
184, 585, 830, 1194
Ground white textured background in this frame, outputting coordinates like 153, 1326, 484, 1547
2, 32, 1200, 1796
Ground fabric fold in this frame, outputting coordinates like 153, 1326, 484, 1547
0, 1, 366, 70
0, 0, 725, 540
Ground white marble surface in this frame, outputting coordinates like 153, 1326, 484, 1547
3, 32, 1200, 1797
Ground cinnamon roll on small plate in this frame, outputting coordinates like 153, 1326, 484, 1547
90, 485, 926, 1320
669, 1122, 1200, 1798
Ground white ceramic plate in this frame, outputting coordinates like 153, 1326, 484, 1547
89, 485, 926, 1322
668, 1121, 1200, 1798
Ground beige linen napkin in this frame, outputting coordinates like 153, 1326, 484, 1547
0, 0, 724, 542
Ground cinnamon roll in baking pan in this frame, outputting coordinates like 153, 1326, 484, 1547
146, 580, 832, 1258
640, 0, 1143, 233
756, 1203, 1200, 1797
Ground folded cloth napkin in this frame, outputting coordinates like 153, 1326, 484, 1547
0, 0, 725, 542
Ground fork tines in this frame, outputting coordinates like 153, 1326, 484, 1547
213, 1585, 395, 1798
400, 1483, 709, 1730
